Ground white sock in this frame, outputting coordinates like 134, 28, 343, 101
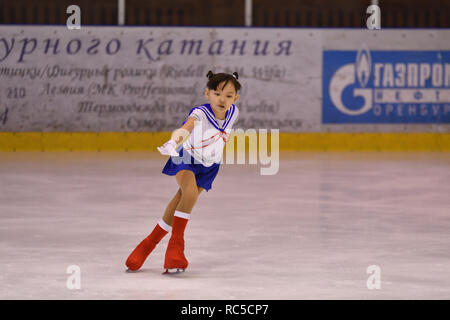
158, 219, 172, 232
174, 210, 191, 220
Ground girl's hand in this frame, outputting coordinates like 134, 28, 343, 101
157, 139, 179, 156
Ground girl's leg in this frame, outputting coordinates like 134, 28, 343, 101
162, 188, 182, 226
126, 172, 203, 271
162, 186, 204, 226
174, 170, 201, 213
126, 176, 200, 271
164, 170, 202, 271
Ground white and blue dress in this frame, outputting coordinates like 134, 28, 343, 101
162, 103, 239, 191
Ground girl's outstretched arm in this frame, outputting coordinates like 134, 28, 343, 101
173, 117, 195, 145
157, 117, 196, 156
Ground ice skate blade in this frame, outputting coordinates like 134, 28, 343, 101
162, 268, 185, 275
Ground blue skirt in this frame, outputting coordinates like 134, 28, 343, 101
162, 148, 220, 192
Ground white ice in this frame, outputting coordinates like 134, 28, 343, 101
0, 151, 449, 299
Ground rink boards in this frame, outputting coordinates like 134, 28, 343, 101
0, 132, 448, 151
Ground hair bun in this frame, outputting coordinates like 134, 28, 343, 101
232, 72, 239, 80
206, 70, 214, 79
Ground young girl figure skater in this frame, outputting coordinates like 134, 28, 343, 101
125, 70, 241, 274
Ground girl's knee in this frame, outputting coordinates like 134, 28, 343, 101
181, 187, 198, 202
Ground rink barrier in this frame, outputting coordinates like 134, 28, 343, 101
0, 132, 449, 152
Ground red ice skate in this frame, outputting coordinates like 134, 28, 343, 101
163, 213, 189, 274
126, 221, 169, 271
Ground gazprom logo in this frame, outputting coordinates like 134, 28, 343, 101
356, 46, 371, 88
322, 48, 450, 123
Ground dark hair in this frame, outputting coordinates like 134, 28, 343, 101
206, 70, 241, 93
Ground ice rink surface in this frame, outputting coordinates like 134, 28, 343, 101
1, 151, 449, 300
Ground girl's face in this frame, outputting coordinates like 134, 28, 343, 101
205, 81, 240, 119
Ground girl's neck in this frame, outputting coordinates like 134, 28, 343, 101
213, 112, 226, 120
208, 104, 226, 120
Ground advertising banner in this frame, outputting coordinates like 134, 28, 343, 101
323, 49, 450, 124
0, 26, 449, 133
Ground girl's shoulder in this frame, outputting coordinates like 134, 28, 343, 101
226, 104, 239, 119
231, 103, 239, 114
185, 104, 210, 124
188, 104, 209, 118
